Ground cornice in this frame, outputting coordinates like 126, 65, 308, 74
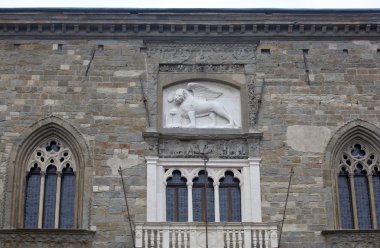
143, 131, 263, 140
0, 10, 379, 40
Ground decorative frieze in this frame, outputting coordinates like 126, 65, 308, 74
146, 43, 257, 63
143, 132, 262, 159
0, 229, 95, 248
159, 64, 245, 73
323, 230, 380, 248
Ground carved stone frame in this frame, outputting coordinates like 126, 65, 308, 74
158, 74, 248, 133
323, 119, 380, 230
143, 42, 260, 133
3, 116, 93, 230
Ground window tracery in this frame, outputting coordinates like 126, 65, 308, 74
24, 139, 76, 229
337, 141, 380, 229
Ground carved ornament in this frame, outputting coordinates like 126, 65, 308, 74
0, 229, 95, 248
147, 43, 257, 63
159, 64, 245, 73
163, 82, 241, 129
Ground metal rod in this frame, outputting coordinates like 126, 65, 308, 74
119, 166, 136, 248
254, 79, 266, 125
139, 78, 151, 127
85, 48, 96, 76
278, 167, 294, 247
302, 50, 311, 85
203, 154, 209, 248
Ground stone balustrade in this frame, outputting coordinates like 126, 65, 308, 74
135, 222, 278, 248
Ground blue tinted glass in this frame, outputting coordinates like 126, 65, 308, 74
192, 171, 214, 222
193, 188, 202, 222
206, 187, 215, 222
354, 175, 372, 229
219, 188, 228, 221
231, 187, 241, 221
338, 174, 354, 229
166, 188, 176, 221
60, 166, 75, 228
178, 188, 188, 222
166, 171, 187, 222
219, 172, 241, 222
373, 174, 380, 229
24, 167, 41, 228
43, 165, 57, 228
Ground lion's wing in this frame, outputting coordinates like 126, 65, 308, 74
187, 83, 222, 100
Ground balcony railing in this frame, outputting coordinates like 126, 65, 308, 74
135, 222, 279, 248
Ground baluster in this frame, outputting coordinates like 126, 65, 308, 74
252, 230, 257, 248
178, 230, 183, 248
157, 230, 161, 248
264, 230, 269, 248
258, 230, 263, 248
226, 230, 231, 248
144, 230, 149, 248
150, 230, 155, 248
238, 230, 243, 248
135, 225, 143, 248
183, 230, 188, 248
232, 231, 237, 248
171, 229, 176, 248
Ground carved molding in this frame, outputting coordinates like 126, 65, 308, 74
147, 43, 256, 63
159, 64, 245, 73
143, 131, 262, 158
1, 15, 380, 39
323, 230, 380, 248
0, 229, 95, 248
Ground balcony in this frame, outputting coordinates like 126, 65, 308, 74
135, 222, 279, 248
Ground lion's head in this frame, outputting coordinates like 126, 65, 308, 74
168, 89, 187, 105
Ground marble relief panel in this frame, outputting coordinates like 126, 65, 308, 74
163, 81, 241, 129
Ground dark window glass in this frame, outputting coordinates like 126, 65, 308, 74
43, 164, 57, 228
373, 170, 380, 229
193, 171, 214, 222
60, 164, 76, 228
338, 170, 354, 229
24, 165, 41, 228
219, 171, 241, 222
354, 166, 372, 229
166, 171, 188, 222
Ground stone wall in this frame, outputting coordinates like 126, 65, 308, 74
0, 40, 148, 247
257, 40, 380, 247
0, 9, 379, 248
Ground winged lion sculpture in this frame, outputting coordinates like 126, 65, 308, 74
167, 83, 236, 128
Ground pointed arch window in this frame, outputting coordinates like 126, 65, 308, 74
219, 171, 241, 222
166, 170, 188, 222
337, 142, 380, 229
24, 139, 76, 229
193, 170, 215, 222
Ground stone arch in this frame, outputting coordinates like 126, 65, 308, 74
4, 116, 92, 229
323, 119, 380, 229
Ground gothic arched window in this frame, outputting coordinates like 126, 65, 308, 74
24, 139, 76, 229
219, 171, 241, 222
166, 170, 188, 222
337, 142, 380, 229
193, 170, 215, 222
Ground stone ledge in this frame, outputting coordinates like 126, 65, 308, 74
322, 230, 380, 247
0, 229, 95, 244
143, 130, 263, 140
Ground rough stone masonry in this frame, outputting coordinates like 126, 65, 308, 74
0, 8, 379, 248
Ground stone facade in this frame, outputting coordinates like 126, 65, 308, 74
0, 8, 379, 248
